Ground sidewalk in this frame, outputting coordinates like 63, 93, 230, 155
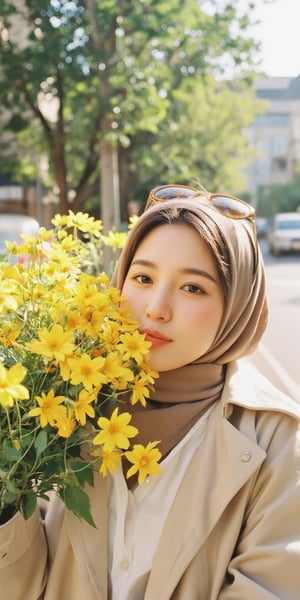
248, 342, 300, 404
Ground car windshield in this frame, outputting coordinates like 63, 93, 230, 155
278, 220, 300, 230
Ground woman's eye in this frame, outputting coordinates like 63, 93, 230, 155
134, 274, 152, 284
183, 283, 205, 295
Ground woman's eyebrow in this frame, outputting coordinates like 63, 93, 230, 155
130, 259, 155, 268
180, 267, 218, 284
130, 260, 217, 284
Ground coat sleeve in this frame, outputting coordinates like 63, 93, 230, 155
0, 507, 48, 599
219, 413, 300, 600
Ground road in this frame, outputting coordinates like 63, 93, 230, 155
249, 239, 300, 403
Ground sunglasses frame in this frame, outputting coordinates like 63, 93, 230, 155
145, 184, 258, 271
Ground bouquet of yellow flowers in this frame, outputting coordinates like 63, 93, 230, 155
0, 211, 160, 526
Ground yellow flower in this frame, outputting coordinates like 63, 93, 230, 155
75, 281, 109, 314
53, 234, 79, 252
49, 246, 81, 274
0, 363, 29, 408
125, 441, 162, 484
5, 240, 20, 255
81, 307, 107, 338
118, 330, 152, 365
97, 273, 109, 286
51, 214, 69, 228
0, 281, 19, 314
64, 309, 83, 330
99, 449, 121, 476
101, 231, 128, 248
28, 389, 67, 428
55, 414, 76, 438
39, 227, 55, 241
74, 389, 96, 426
0, 323, 21, 348
103, 352, 134, 384
68, 353, 107, 390
128, 215, 139, 229
26, 324, 75, 362
31, 283, 47, 300
93, 408, 138, 452
100, 321, 121, 346
64, 210, 102, 237
83, 218, 103, 238
139, 361, 159, 385
130, 376, 151, 407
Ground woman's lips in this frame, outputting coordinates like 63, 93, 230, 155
140, 328, 172, 347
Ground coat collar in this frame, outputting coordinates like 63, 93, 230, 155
221, 359, 300, 420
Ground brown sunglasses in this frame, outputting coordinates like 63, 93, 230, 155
145, 184, 258, 270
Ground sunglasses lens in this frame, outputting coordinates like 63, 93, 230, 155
154, 186, 198, 201
211, 196, 253, 219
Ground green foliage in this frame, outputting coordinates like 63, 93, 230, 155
20, 491, 37, 520
257, 169, 300, 216
0, 0, 262, 214
60, 484, 96, 527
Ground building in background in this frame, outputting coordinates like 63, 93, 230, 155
246, 76, 300, 206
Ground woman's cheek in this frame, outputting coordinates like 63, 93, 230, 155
122, 285, 140, 318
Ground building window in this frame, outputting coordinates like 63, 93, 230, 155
271, 157, 287, 172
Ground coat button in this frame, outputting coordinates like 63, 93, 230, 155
240, 451, 252, 462
120, 558, 129, 570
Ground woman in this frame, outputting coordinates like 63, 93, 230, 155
0, 185, 299, 599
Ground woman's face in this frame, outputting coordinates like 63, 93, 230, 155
122, 224, 224, 372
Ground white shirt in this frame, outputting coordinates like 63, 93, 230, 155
107, 404, 216, 600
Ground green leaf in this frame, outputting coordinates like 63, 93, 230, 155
71, 461, 94, 488
20, 492, 37, 520
1, 489, 18, 505
6, 480, 19, 494
60, 485, 96, 528
34, 430, 48, 455
43, 460, 64, 477
3, 440, 21, 462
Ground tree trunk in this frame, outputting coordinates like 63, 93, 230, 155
84, 0, 121, 263
100, 138, 120, 271
100, 139, 120, 232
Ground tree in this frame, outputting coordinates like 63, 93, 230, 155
257, 168, 300, 217
0, 0, 263, 222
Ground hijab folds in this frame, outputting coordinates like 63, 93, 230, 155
111, 199, 269, 459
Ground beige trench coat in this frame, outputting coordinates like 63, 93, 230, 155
0, 360, 300, 600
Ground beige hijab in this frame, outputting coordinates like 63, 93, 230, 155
111, 200, 269, 461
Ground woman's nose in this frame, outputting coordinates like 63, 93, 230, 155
146, 291, 171, 321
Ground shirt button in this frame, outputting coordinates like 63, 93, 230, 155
120, 558, 129, 570
240, 451, 252, 462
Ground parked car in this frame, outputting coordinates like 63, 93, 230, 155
0, 214, 40, 257
267, 212, 300, 256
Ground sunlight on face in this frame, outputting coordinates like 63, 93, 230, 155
122, 224, 224, 372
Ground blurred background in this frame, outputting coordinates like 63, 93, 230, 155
0, 0, 299, 400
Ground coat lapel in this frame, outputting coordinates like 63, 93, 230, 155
146, 405, 266, 598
